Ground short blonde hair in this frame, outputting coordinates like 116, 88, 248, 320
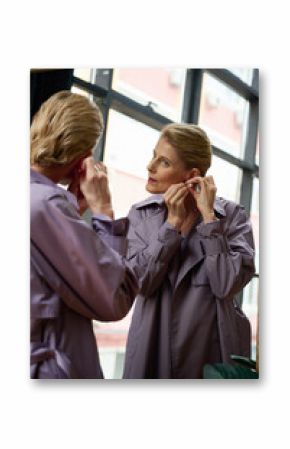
30, 91, 104, 166
160, 123, 212, 175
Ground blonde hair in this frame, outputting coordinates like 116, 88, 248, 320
30, 91, 104, 166
160, 123, 212, 175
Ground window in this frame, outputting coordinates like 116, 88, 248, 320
242, 175, 259, 359
228, 68, 253, 85
73, 68, 92, 82
208, 155, 242, 203
113, 68, 186, 121
71, 85, 91, 98
251, 176, 259, 273
243, 277, 259, 359
199, 73, 249, 159
103, 109, 159, 218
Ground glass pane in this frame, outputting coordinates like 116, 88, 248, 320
96, 111, 160, 378
103, 109, 159, 218
207, 155, 242, 203
199, 73, 249, 158
71, 86, 91, 98
73, 68, 91, 82
93, 307, 134, 379
112, 68, 186, 121
228, 68, 253, 84
242, 277, 259, 360
251, 176, 259, 274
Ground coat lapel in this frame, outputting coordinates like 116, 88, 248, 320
134, 195, 167, 242
174, 230, 205, 290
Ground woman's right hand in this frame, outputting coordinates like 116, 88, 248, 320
164, 183, 189, 232
80, 157, 114, 219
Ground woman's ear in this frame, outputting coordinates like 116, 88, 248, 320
75, 150, 93, 169
68, 150, 92, 178
184, 167, 201, 181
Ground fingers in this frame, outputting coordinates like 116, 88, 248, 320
171, 186, 188, 203
94, 161, 108, 174
203, 176, 217, 195
185, 178, 204, 197
186, 176, 203, 185
81, 156, 94, 168
164, 183, 187, 201
94, 162, 109, 185
205, 175, 215, 185
186, 176, 217, 196
80, 156, 95, 178
164, 184, 189, 210
185, 176, 203, 189
80, 158, 109, 189
81, 157, 107, 174
186, 176, 216, 187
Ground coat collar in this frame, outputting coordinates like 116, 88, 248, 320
134, 194, 226, 291
30, 168, 56, 188
135, 194, 165, 209
30, 168, 78, 209
135, 194, 226, 218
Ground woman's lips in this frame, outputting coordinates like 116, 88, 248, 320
148, 177, 157, 183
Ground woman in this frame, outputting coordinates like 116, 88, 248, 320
30, 91, 137, 378
123, 123, 255, 379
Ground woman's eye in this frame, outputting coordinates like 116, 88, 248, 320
161, 159, 170, 167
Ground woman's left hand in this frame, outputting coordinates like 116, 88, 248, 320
79, 157, 114, 219
185, 176, 218, 223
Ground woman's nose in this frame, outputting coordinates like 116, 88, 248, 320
147, 159, 156, 172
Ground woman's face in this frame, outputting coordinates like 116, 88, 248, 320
146, 136, 192, 194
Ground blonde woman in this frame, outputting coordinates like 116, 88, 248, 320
30, 91, 137, 378
123, 123, 255, 379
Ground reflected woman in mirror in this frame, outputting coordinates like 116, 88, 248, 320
123, 123, 255, 379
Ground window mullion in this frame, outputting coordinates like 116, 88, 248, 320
182, 69, 203, 124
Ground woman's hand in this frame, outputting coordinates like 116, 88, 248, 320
186, 176, 218, 223
164, 183, 189, 231
79, 157, 114, 219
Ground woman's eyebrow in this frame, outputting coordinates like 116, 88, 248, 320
159, 152, 172, 162
153, 149, 173, 164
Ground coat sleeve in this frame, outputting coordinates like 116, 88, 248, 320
91, 214, 128, 256
126, 207, 183, 296
31, 193, 138, 321
196, 203, 256, 300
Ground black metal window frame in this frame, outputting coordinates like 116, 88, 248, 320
72, 67, 259, 292
73, 68, 259, 200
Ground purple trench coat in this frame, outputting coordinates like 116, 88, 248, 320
30, 170, 138, 379
123, 195, 255, 379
